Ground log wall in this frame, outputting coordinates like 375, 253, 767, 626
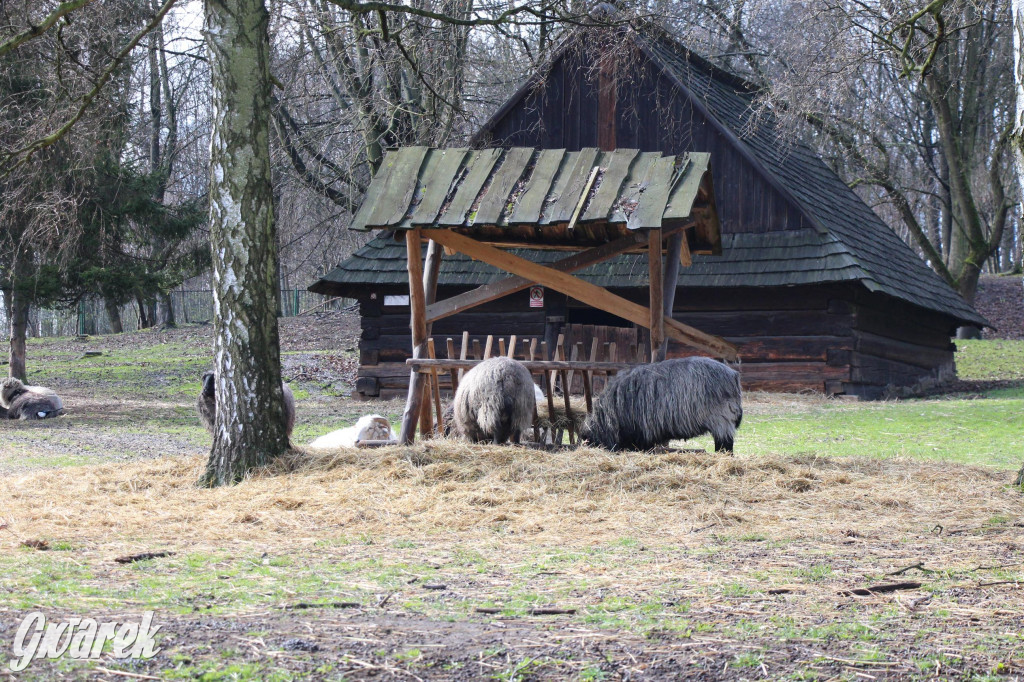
353, 284, 958, 400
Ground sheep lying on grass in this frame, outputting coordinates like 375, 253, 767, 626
453, 356, 536, 444
0, 378, 64, 420
581, 357, 742, 452
197, 371, 296, 437
309, 415, 396, 449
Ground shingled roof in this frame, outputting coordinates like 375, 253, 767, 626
632, 34, 983, 326
312, 22, 984, 328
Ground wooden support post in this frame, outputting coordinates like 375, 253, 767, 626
419, 380, 433, 437
459, 331, 469, 381
498, 337, 507, 357
399, 233, 442, 444
648, 228, 664, 363
583, 338, 598, 413
484, 335, 494, 359
507, 335, 517, 358
446, 337, 458, 395
658, 230, 686, 361
556, 336, 574, 443
544, 366, 556, 434
428, 338, 443, 435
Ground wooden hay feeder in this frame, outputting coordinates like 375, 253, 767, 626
347, 146, 738, 443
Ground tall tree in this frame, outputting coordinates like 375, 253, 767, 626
1011, 0, 1024, 487
200, 0, 291, 486
667, 0, 1016, 326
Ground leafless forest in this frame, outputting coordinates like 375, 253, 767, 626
2, 0, 1020, 333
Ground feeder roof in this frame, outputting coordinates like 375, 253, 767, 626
349, 147, 720, 252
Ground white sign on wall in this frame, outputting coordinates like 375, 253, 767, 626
529, 286, 544, 308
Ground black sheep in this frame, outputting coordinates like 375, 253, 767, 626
196, 370, 295, 437
0, 378, 64, 420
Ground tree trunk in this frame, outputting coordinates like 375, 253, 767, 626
1, 286, 10, 338
136, 294, 151, 329
200, 0, 289, 486
105, 298, 124, 334
7, 248, 30, 381
157, 291, 176, 328
1012, 0, 1024, 487
8, 293, 28, 381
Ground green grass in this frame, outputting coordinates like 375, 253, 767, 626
653, 342, 1024, 470
733, 398, 1023, 469
955, 339, 1024, 381
14, 329, 1024, 472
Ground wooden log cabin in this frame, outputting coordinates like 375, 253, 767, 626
310, 19, 985, 400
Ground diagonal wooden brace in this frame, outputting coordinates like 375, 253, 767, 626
421, 229, 738, 361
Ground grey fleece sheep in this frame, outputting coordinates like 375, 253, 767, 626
581, 357, 742, 452
197, 371, 296, 437
453, 356, 536, 444
0, 378, 64, 420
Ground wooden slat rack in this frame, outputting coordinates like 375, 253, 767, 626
407, 332, 649, 445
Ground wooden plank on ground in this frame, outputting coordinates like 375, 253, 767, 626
437, 148, 502, 226
407, 148, 469, 226
509, 149, 566, 224
473, 147, 534, 225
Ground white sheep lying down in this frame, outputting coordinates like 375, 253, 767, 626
309, 415, 396, 449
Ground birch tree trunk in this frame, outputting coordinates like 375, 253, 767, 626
200, 0, 290, 486
7, 246, 30, 381
1012, 0, 1024, 487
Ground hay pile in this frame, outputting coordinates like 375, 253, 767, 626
1, 443, 1019, 554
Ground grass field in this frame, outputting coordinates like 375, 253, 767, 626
1, 324, 1022, 680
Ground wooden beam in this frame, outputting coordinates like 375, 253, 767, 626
407, 358, 636, 373
399, 230, 427, 443
423, 231, 647, 323
399, 235, 442, 444
678, 230, 692, 267
657, 230, 686, 361
648, 228, 664, 362
421, 229, 738, 360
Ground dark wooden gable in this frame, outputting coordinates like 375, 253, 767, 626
475, 38, 809, 237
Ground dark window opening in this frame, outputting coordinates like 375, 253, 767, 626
566, 307, 633, 328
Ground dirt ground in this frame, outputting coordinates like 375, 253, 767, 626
975, 275, 1024, 340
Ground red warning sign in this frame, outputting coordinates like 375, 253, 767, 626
529, 286, 544, 308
